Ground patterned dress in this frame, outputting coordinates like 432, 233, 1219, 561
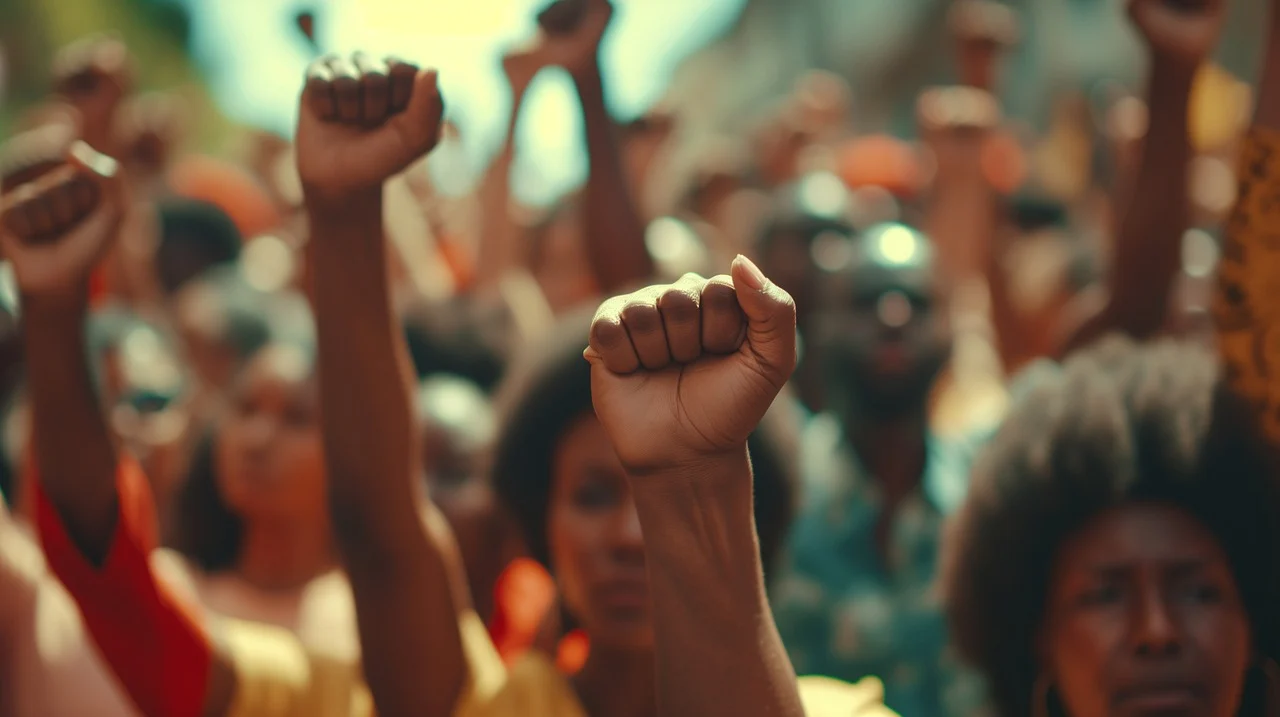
770, 411, 993, 717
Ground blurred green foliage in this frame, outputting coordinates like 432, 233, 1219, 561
1, 0, 229, 150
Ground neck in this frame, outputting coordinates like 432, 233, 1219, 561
234, 516, 334, 592
844, 409, 929, 502
573, 643, 656, 717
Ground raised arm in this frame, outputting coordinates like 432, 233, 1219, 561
2, 139, 238, 717
296, 53, 470, 717
1057, 0, 1225, 355
585, 258, 802, 717
1214, 0, 1280, 444
549, 0, 654, 291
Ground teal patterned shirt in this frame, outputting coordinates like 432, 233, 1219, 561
770, 412, 993, 717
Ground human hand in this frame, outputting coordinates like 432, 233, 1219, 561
0, 141, 125, 304
537, 0, 613, 80
948, 0, 1019, 90
52, 35, 132, 155
502, 40, 552, 96
1128, 0, 1227, 70
295, 53, 445, 204
585, 256, 796, 476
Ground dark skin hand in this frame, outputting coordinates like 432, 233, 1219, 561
1056, 0, 1224, 356
585, 257, 803, 717
0, 140, 238, 717
52, 35, 132, 158
298, 52, 474, 717
544, 0, 654, 291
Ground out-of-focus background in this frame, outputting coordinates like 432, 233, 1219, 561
1, 0, 1268, 204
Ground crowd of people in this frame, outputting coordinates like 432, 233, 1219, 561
2, 0, 1280, 715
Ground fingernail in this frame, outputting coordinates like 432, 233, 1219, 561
69, 141, 118, 178
733, 254, 767, 291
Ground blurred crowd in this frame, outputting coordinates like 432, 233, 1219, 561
3, 0, 1280, 716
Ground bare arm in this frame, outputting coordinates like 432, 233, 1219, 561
587, 259, 804, 716
297, 54, 469, 717
1057, 0, 1224, 355
551, 0, 653, 291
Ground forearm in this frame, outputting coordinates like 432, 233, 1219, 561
475, 91, 527, 287
21, 293, 118, 564
1061, 65, 1193, 355
631, 450, 803, 717
308, 193, 469, 717
575, 66, 653, 291
309, 194, 421, 549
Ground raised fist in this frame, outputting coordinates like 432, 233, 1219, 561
295, 53, 445, 202
0, 110, 78, 193
52, 35, 132, 155
585, 256, 796, 476
537, 0, 614, 79
1128, 0, 1227, 69
0, 141, 125, 302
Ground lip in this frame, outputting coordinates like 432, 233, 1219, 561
1113, 683, 1204, 713
872, 343, 911, 373
596, 579, 650, 611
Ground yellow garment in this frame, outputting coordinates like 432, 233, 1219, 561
222, 609, 898, 717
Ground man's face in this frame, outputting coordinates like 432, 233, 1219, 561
810, 227, 951, 417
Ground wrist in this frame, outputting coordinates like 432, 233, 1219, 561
303, 186, 383, 222
628, 447, 754, 517
20, 287, 90, 321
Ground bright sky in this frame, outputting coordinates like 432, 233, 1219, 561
179, 0, 745, 204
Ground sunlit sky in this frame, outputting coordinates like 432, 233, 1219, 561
179, 0, 746, 204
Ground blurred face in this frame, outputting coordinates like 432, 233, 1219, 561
215, 346, 326, 523
811, 248, 950, 417
547, 414, 651, 651
1040, 503, 1251, 717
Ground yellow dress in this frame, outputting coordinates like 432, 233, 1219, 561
223, 610, 899, 717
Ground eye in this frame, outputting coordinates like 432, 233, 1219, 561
1076, 583, 1124, 607
573, 475, 621, 509
1175, 580, 1224, 605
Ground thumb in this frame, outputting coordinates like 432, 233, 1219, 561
65, 140, 126, 232
391, 69, 445, 155
729, 254, 797, 382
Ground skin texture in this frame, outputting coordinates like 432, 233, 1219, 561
299, 51, 469, 717
584, 256, 805, 716
1039, 504, 1250, 717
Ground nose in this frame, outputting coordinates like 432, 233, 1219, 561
876, 291, 913, 329
1131, 583, 1183, 657
240, 414, 276, 454
609, 500, 646, 566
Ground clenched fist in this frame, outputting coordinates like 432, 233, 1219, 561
0, 141, 125, 302
586, 256, 796, 476
1128, 0, 1227, 70
295, 53, 445, 202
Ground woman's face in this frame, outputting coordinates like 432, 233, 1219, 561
1040, 503, 1251, 717
215, 345, 326, 523
547, 413, 651, 651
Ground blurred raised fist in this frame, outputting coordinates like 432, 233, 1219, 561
537, 0, 613, 79
1128, 0, 1227, 70
52, 35, 133, 155
0, 109, 78, 193
948, 0, 1019, 90
585, 256, 796, 476
0, 141, 125, 302
295, 53, 445, 203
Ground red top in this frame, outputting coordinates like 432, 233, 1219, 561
33, 460, 211, 717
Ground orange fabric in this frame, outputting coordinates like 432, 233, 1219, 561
170, 156, 281, 239
488, 558, 556, 663
838, 135, 924, 198
33, 459, 210, 717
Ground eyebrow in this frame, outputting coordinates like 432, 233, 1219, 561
1085, 559, 1215, 577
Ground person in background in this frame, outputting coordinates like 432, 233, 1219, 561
770, 222, 987, 717
416, 374, 519, 623
943, 339, 1280, 717
300, 49, 889, 717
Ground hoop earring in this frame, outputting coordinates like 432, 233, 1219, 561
1031, 673, 1054, 717
1260, 657, 1280, 717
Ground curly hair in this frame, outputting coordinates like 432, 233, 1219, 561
942, 337, 1280, 716
490, 309, 797, 574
